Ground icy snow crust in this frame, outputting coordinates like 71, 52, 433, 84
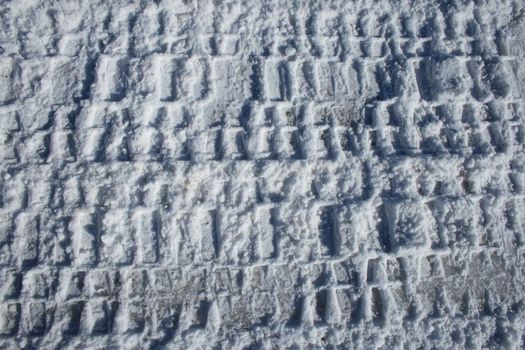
1, 0, 525, 348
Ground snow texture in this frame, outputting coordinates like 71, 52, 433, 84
1, 0, 525, 348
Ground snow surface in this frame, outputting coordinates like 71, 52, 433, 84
1, 0, 525, 348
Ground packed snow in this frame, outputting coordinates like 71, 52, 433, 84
1, 0, 525, 348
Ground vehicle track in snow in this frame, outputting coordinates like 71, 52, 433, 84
1, 0, 525, 348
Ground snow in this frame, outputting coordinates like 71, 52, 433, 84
1, 0, 525, 348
